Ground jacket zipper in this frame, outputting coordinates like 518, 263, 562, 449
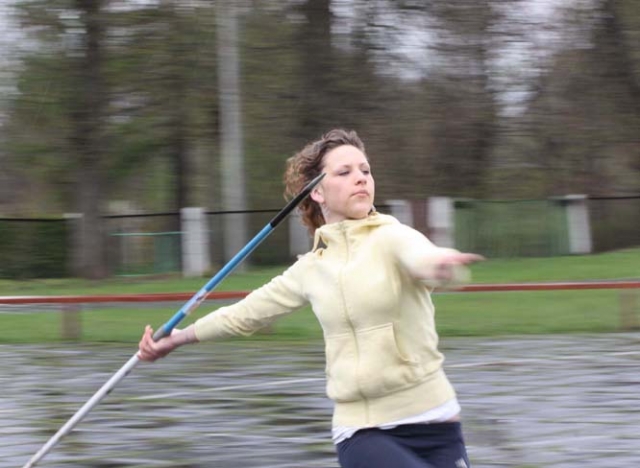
337, 224, 369, 421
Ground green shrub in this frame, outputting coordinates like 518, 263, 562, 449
0, 219, 69, 279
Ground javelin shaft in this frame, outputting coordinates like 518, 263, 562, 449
23, 173, 324, 468
153, 171, 324, 341
23, 355, 140, 468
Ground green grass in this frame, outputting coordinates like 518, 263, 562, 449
0, 266, 287, 296
0, 248, 638, 343
467, 248, 639, 283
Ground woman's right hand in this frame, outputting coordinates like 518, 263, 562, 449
138, 325, 179, 362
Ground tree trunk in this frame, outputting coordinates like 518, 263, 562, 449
296, 0, 334, 137
70, 0, 108, 279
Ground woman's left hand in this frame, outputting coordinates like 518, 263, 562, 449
434, 252, 485, 281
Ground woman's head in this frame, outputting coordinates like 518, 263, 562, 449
284, 129, 375, 233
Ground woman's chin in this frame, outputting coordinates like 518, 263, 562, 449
348, 206, 373, 219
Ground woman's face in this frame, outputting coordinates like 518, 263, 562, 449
311, 144, 375, 224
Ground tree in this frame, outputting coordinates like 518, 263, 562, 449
70, 0, 109, 278
4, 0, 220, 276
422, 1, 498, 198
523, 0, 640, 196
6, 0, 110, 278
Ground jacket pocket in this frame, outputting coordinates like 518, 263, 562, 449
324, 332, 360, 402
357, 323, 420, 398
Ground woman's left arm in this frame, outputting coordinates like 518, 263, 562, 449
388, 225, 484, 288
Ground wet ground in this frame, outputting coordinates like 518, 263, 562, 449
3, 333, 640, 467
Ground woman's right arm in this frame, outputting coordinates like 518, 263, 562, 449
193, 257, 309, 342
138, 257, 309, 361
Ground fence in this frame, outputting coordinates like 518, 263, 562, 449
106, 212, 182, 276
454, 199, 570, 257
384, 195, 637, 258
0, 217, 69, 278
0, 196, 638, 279
588, 196, 640, 252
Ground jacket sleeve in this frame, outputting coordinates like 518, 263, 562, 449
193, 257, 309, 341
385, 224, 470, 289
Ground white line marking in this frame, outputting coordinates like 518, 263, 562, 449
132, 377, 325, 401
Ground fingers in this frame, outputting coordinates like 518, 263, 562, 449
138, 325, 166, 362
447, 252, 485, 265
137, 325, 152, 361
461, 253, 486, 263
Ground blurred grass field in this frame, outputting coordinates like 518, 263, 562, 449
0, 248, 638, 343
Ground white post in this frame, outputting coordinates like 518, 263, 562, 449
563, 195, 592, 254
386, 199, 414, 227
428, 197, 455, 248
181, 207, 211, 277
217, 0, 248, 265
289, 211, 311, 257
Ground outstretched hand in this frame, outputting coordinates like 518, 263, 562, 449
434, 251, 485, 281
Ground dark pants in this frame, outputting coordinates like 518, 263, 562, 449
336, 422, 470, 468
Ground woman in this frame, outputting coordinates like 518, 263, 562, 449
138, 129, 483, 468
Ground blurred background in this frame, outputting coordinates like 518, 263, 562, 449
0, 0, 638, 279
1, 3, 638, 467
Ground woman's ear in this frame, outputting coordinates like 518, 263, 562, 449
310, 186, 324, 205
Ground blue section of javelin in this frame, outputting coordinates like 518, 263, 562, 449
162, 224, 274, 335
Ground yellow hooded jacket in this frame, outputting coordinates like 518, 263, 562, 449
194, 212, 468, 428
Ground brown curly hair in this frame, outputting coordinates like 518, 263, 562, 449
284, 129, 366, 234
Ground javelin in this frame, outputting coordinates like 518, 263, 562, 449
22, 172, 325, 468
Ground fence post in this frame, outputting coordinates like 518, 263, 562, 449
619, 290, 639, 331
181, 207, 211, 277
428, 197, 455, 248
386, 199, 414, 227
561, 195, 592, 254
61, 304, 82, 341
289, 211, 311, 258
